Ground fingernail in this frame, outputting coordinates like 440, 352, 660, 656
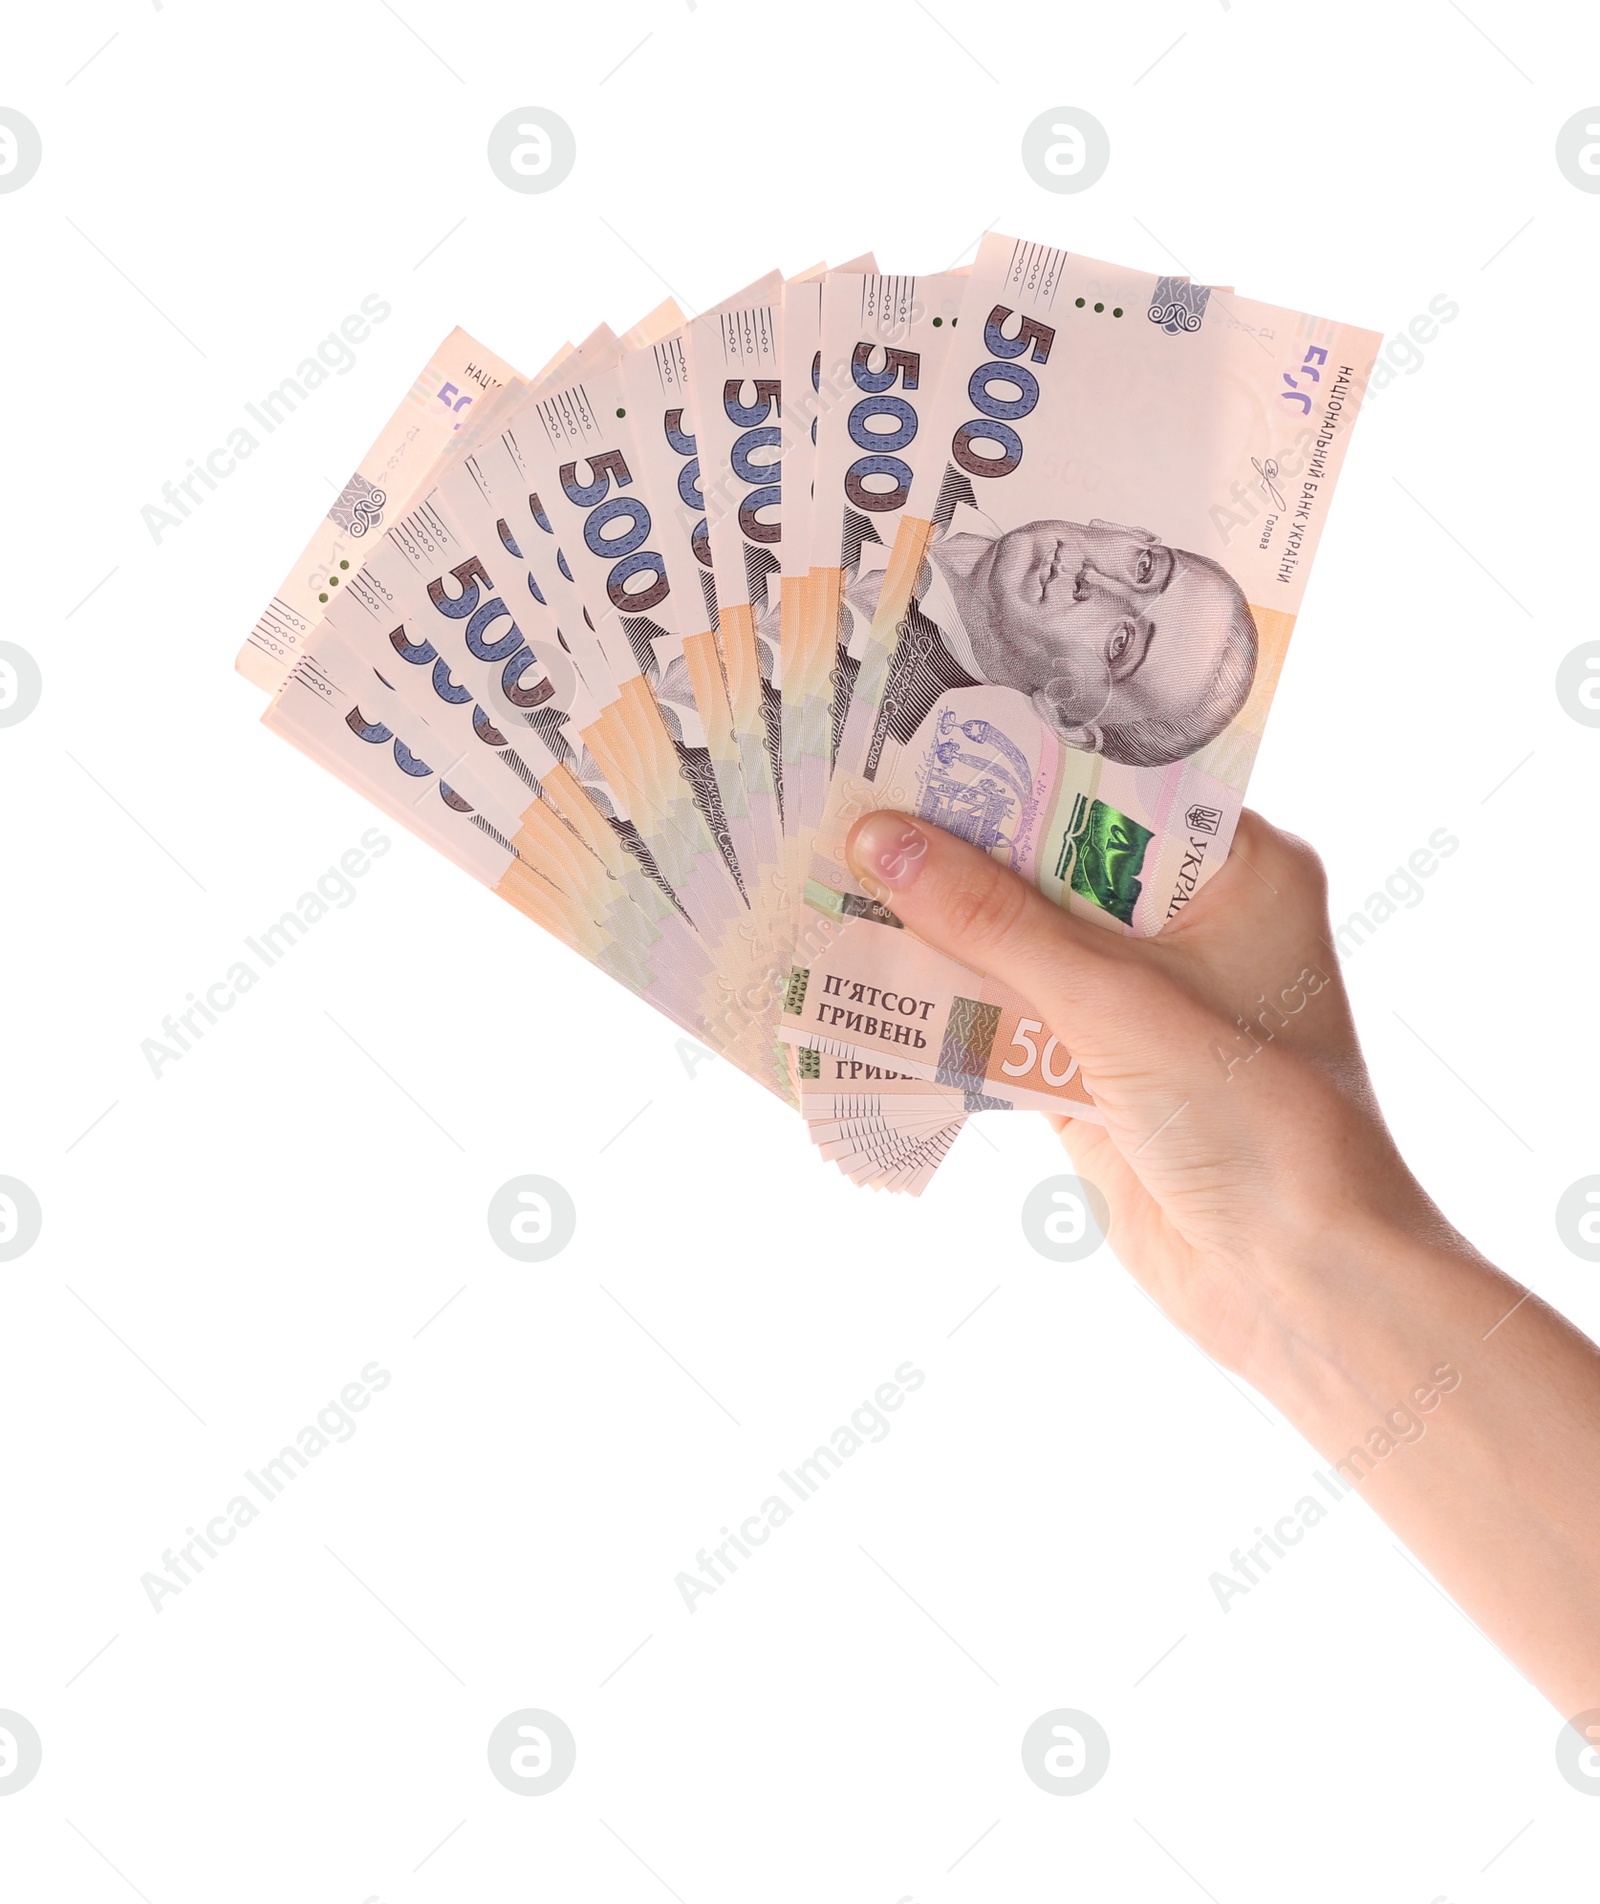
849, 813, 929, 897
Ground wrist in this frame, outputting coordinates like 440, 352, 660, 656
1230, 1206, 1508, 1426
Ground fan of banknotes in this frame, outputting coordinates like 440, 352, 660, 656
239, 233, 1379, 1193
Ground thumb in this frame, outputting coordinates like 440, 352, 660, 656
844, 811, 1128, 1032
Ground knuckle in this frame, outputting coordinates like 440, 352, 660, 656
1278, 832, 1330, 905
935, 854, 1034, 956
1243, 812, 1328, 907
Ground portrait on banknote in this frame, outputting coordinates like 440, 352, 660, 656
841, 486, 1259, 771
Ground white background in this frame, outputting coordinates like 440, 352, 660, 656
3, 1, 1599, 1897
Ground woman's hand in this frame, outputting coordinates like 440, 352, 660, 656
847, 806, 1600, 1720
846, 807, 1453, 1377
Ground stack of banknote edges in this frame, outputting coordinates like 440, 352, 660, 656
238, 234, 1380, 1194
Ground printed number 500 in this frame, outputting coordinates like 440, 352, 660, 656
999, 1017, 1079, 1087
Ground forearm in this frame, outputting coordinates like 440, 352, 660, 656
1243, 1218, 1600, 1716
867, 803, 1600, 1714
